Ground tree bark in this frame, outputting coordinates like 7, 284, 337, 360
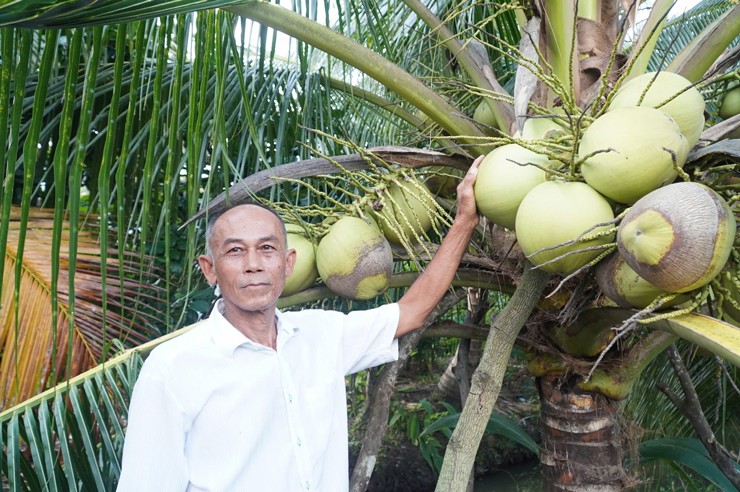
538, 375, 627, 491
435, 264, 550, 491
349, 290, 465, 492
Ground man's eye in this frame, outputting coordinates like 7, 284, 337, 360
227, 247, 243, 254
261, 245, 276, 251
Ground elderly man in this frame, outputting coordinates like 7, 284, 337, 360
117, 157, 481, 491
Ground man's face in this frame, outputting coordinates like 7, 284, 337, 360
198, 205, 296, 316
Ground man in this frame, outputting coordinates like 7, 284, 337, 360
117, 156, 482, 491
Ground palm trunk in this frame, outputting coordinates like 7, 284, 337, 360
538, 374, 628, 491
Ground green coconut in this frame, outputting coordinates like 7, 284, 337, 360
515, 181, 615, 275
617, 182, 736, 293
316, 216, 393, 300
719, 85, 740, 120
579, 106, 689, 204
375, 177, 437, 245
474, 144, 552, 230
473, 99, 498, 130
423, 166, 463, 198
281, 228, 319, 297
609, 71, 705, 148
595, 252, 686, 309
517, 115, 569, 141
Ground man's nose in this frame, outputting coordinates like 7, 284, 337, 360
243, 249, 264, 272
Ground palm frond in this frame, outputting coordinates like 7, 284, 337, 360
0, 324, 197, 491
0, 207, 164, 409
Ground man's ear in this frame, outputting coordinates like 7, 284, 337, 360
285, 248, 297, 278
198, 255, 217, 286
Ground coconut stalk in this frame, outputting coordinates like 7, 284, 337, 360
435, 264, 550, 491
538, 0, 578, 106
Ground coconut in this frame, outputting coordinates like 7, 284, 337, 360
719, 85, 740, 120
423, 166, 463, 198
474, 144, 552, 230
595, 252, 686, 309
281, 226, 319, 297
515, 181, 615, 275
473, 99, 498, 130
316, 216, 393, 299
516, 115, 569, 141
617, 182, 736, 293
609, 71, 705, 148
375, 177, 436, 245
579, 106, 689, 204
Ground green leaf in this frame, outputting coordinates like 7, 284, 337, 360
419, 412, 539, 456
639, 437, 740, 492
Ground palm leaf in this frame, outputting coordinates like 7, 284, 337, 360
0, 324, 197, 491
638, 437, 740, 492
0, 207, 164, 409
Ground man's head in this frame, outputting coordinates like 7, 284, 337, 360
198, 203, 296, 317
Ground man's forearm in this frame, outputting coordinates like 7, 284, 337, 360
395, 216, 477, 337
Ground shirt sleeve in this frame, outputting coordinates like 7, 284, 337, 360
117, 358, 190, 491
341, 303, 400, 375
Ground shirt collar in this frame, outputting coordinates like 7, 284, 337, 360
209, 299, 299, 355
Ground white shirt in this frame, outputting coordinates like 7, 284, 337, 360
117, 301, 399, 491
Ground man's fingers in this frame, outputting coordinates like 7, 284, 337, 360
463, 155, 484, 183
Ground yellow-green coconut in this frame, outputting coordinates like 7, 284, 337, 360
609, 71, 705, 148
281, 225, 319, 297
579, 106, 689, 204
474, 144, 552, 230
316, 216, 393, 300
595, 252, 686, 309
617, 182, 736, 293
375, 178, 437, 245
515, 181, 615, 275
719, 85, 740, 119
516, 114, 569, 141
473, 99, 498, 132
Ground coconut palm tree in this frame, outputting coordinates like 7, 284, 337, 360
0, 0, 738, 491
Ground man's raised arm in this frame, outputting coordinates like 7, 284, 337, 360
395, 155, 483, 337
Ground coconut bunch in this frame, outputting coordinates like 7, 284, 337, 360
276, 159, 449, 301
473, 71, 737, 311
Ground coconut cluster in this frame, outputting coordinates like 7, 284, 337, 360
472, 71, 736, 307
287, 176, 438, 301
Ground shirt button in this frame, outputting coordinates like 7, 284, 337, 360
288, 394, 293, 403
297, 437, 302, 446
305, 481, 310, 489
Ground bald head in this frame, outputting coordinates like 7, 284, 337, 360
204, 203, 287, 257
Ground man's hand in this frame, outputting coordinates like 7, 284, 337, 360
454, 154, 484, 226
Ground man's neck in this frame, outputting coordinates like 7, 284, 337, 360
219, 301, 278, 350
